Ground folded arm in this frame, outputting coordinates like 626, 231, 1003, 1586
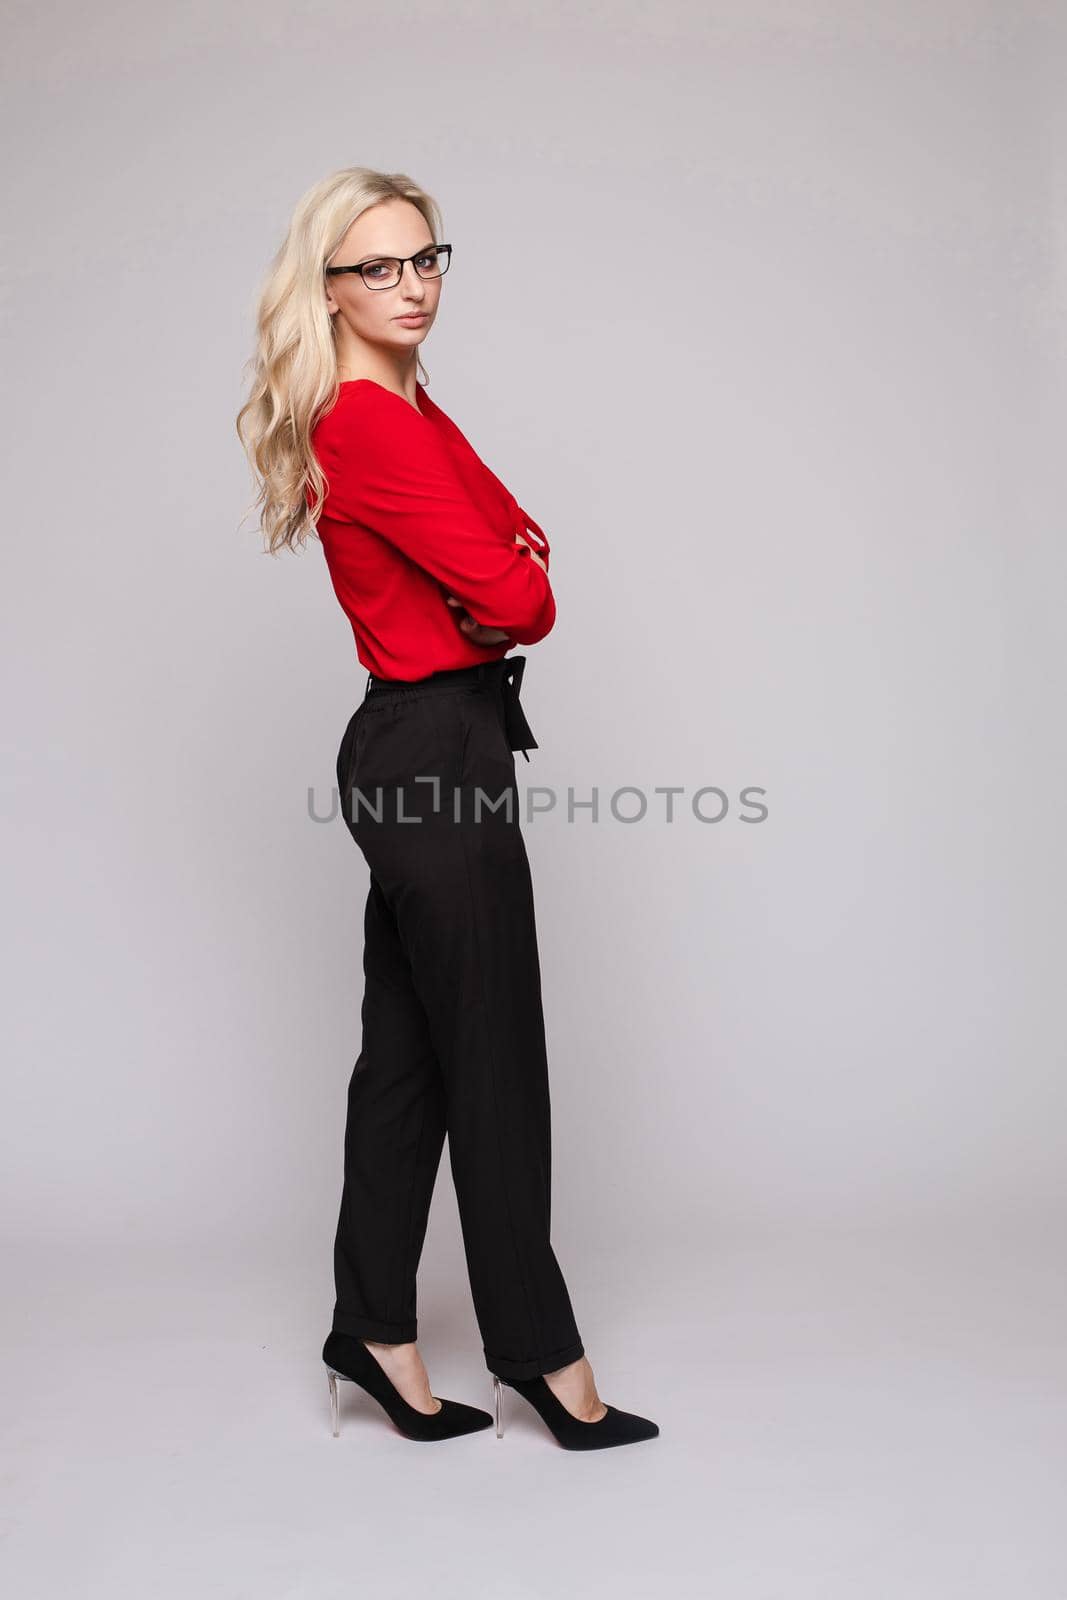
315, 391, 556, 645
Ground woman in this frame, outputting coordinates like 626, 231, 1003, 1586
237, 167, 658, 1451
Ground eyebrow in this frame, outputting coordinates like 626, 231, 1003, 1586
352, 242, 437, 265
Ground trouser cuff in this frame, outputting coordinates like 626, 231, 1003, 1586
332, 1313, 418, 1343
485, 1338, 585, 1380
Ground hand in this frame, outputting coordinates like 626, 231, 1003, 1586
444, 594, 511, 646
514, 530, 548, 573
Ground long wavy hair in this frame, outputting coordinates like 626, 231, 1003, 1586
236, 167, 445, 555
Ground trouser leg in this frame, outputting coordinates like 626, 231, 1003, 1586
436, 817, 586, 1380
350, 688, 584, 1380
330, 871, 447, 1343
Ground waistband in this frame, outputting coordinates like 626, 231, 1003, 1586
362, 655, 538, 760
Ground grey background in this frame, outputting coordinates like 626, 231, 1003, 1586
3, 0, 1064, 1595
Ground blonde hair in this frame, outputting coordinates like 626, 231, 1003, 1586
236, 167, 444, 555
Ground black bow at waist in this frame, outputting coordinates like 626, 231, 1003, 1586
499, 653, 538, 762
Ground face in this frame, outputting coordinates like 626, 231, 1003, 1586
324, 197, 443, 363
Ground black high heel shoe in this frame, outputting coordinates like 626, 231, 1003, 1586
323, 1331, 493, 1442
491, 1371, 660, 1450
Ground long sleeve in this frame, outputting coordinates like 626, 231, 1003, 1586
419, 398, 553, 574
314, 388, 556, 646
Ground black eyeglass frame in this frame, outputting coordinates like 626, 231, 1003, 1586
324, 243, 452, 289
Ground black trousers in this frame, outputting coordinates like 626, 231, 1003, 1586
330, 655, 585, 1381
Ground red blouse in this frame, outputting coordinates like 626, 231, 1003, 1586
308, 378, 555, 680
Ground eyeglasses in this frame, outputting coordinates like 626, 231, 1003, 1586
324, 243, 452, 291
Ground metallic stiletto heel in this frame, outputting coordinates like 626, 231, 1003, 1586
492, 1374, 504, 1437
326, 1365, 346, 1437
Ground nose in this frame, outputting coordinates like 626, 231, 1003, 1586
399, 259, 426, 298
